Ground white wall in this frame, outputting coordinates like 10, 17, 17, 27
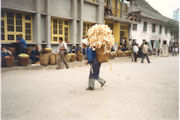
130, 19, 172, 46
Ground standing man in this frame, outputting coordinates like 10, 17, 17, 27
82, 39, 106, 90
57, 37, 69, 69
141, 42, 151, 63
133, 43, 139, 62
18, 34, 27, 52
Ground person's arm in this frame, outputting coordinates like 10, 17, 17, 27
86, 48, 93, 64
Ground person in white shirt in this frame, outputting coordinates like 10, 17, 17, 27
57, 37, 69, 69
133, 43, 139, 62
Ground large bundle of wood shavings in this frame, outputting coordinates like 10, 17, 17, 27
87, 24, 114, 54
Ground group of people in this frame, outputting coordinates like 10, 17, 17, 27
130, 40, 151, 63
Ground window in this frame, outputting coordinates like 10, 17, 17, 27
152, 24, 156, 33
1, 10, 33, 42
143, 22, 147, 32
83, 23, 94, 37
90, 0, 96, 3
159, 25, 162, 34
51, 18, 70, 43
133, 24, 137, 31
165, 28, 168, 34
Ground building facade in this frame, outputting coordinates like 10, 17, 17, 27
129, 0, 174, 49
1, 0, 105, 52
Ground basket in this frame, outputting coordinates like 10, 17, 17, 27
65, 54, 71, 62
40, 54, 49, 66
77, 53, 83, 61
8, 47, 16, 55
5, 56, 14, 67
18, 56, 29, 66
70, 54, 76, 62
49, 54, 56, 65
95, 46, 110, 63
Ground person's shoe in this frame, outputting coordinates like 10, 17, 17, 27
101, 81, 106, 87
86, 87, 94, 90
148, 62, 151, 63
66, 66, 69, 69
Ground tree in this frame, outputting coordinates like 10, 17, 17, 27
165, 20, 179, 44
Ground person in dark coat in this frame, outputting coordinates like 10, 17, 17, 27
30, 45, 40, 64
82, 39, 106, 90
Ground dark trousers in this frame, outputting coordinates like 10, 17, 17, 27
31, 56, 39, 63
133, 52, 138, 62
141, 54, 150, 63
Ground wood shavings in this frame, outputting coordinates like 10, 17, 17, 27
87, 24, 115, 54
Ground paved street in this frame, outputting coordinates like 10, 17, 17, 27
2, 56, 179, 120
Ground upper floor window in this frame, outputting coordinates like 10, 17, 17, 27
143, 22, 147, 32
133, 24, 137, 31
51, 18, 70, 43
165, 28, 168, 34
159, 25, 162, 34
152, 24, 156, 33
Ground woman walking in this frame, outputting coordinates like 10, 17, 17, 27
82, 39, 106, 90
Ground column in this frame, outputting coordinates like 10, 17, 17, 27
35, 0, 41, 48
79, 0, 84, 42
71, 0, 77, 45
46, 0, 51, 48
97, 0, 104, 24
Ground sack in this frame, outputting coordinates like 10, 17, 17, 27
40, 54, 49, 65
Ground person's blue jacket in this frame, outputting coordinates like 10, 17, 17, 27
86, 47, 96, 63
20, 38, 27, 48
1, 51, 8, 58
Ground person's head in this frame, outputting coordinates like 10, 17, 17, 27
82, 39, 89, 48
145, 42, 148, 45
72, 46, 76, 49
19, 34, 22, 38
59, 37, 63, 43
123, 37, 126, 40
1, 46, 5, 51
35, 45, 39, 50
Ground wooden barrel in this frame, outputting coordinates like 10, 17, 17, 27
70, 54, 76, 62
77, 53, 83, 61
18, 56, 29, 66
40, 54, 49, 66
5, 56, 14, 67
49, 54, 56, 65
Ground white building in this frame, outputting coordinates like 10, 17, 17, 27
129, 0, 174, 49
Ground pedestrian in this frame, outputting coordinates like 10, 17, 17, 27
70, 46, 76, 53
175, 44, 178, 56
141, 42, 151, 63
1, 46, 12, 67
172, 43, 175, 56
56, 37, 69, 69
82, 39, 106, 90
133, 43, 139, 62
30, 45, 40, 64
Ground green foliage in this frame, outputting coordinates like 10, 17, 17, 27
165, 20, 179, 35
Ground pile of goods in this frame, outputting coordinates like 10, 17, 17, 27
124, 50, 131, 56
18, 54, 29, 66
45, 48, 52, 53
87, 24, 114, 62
117, 50, 125, 57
